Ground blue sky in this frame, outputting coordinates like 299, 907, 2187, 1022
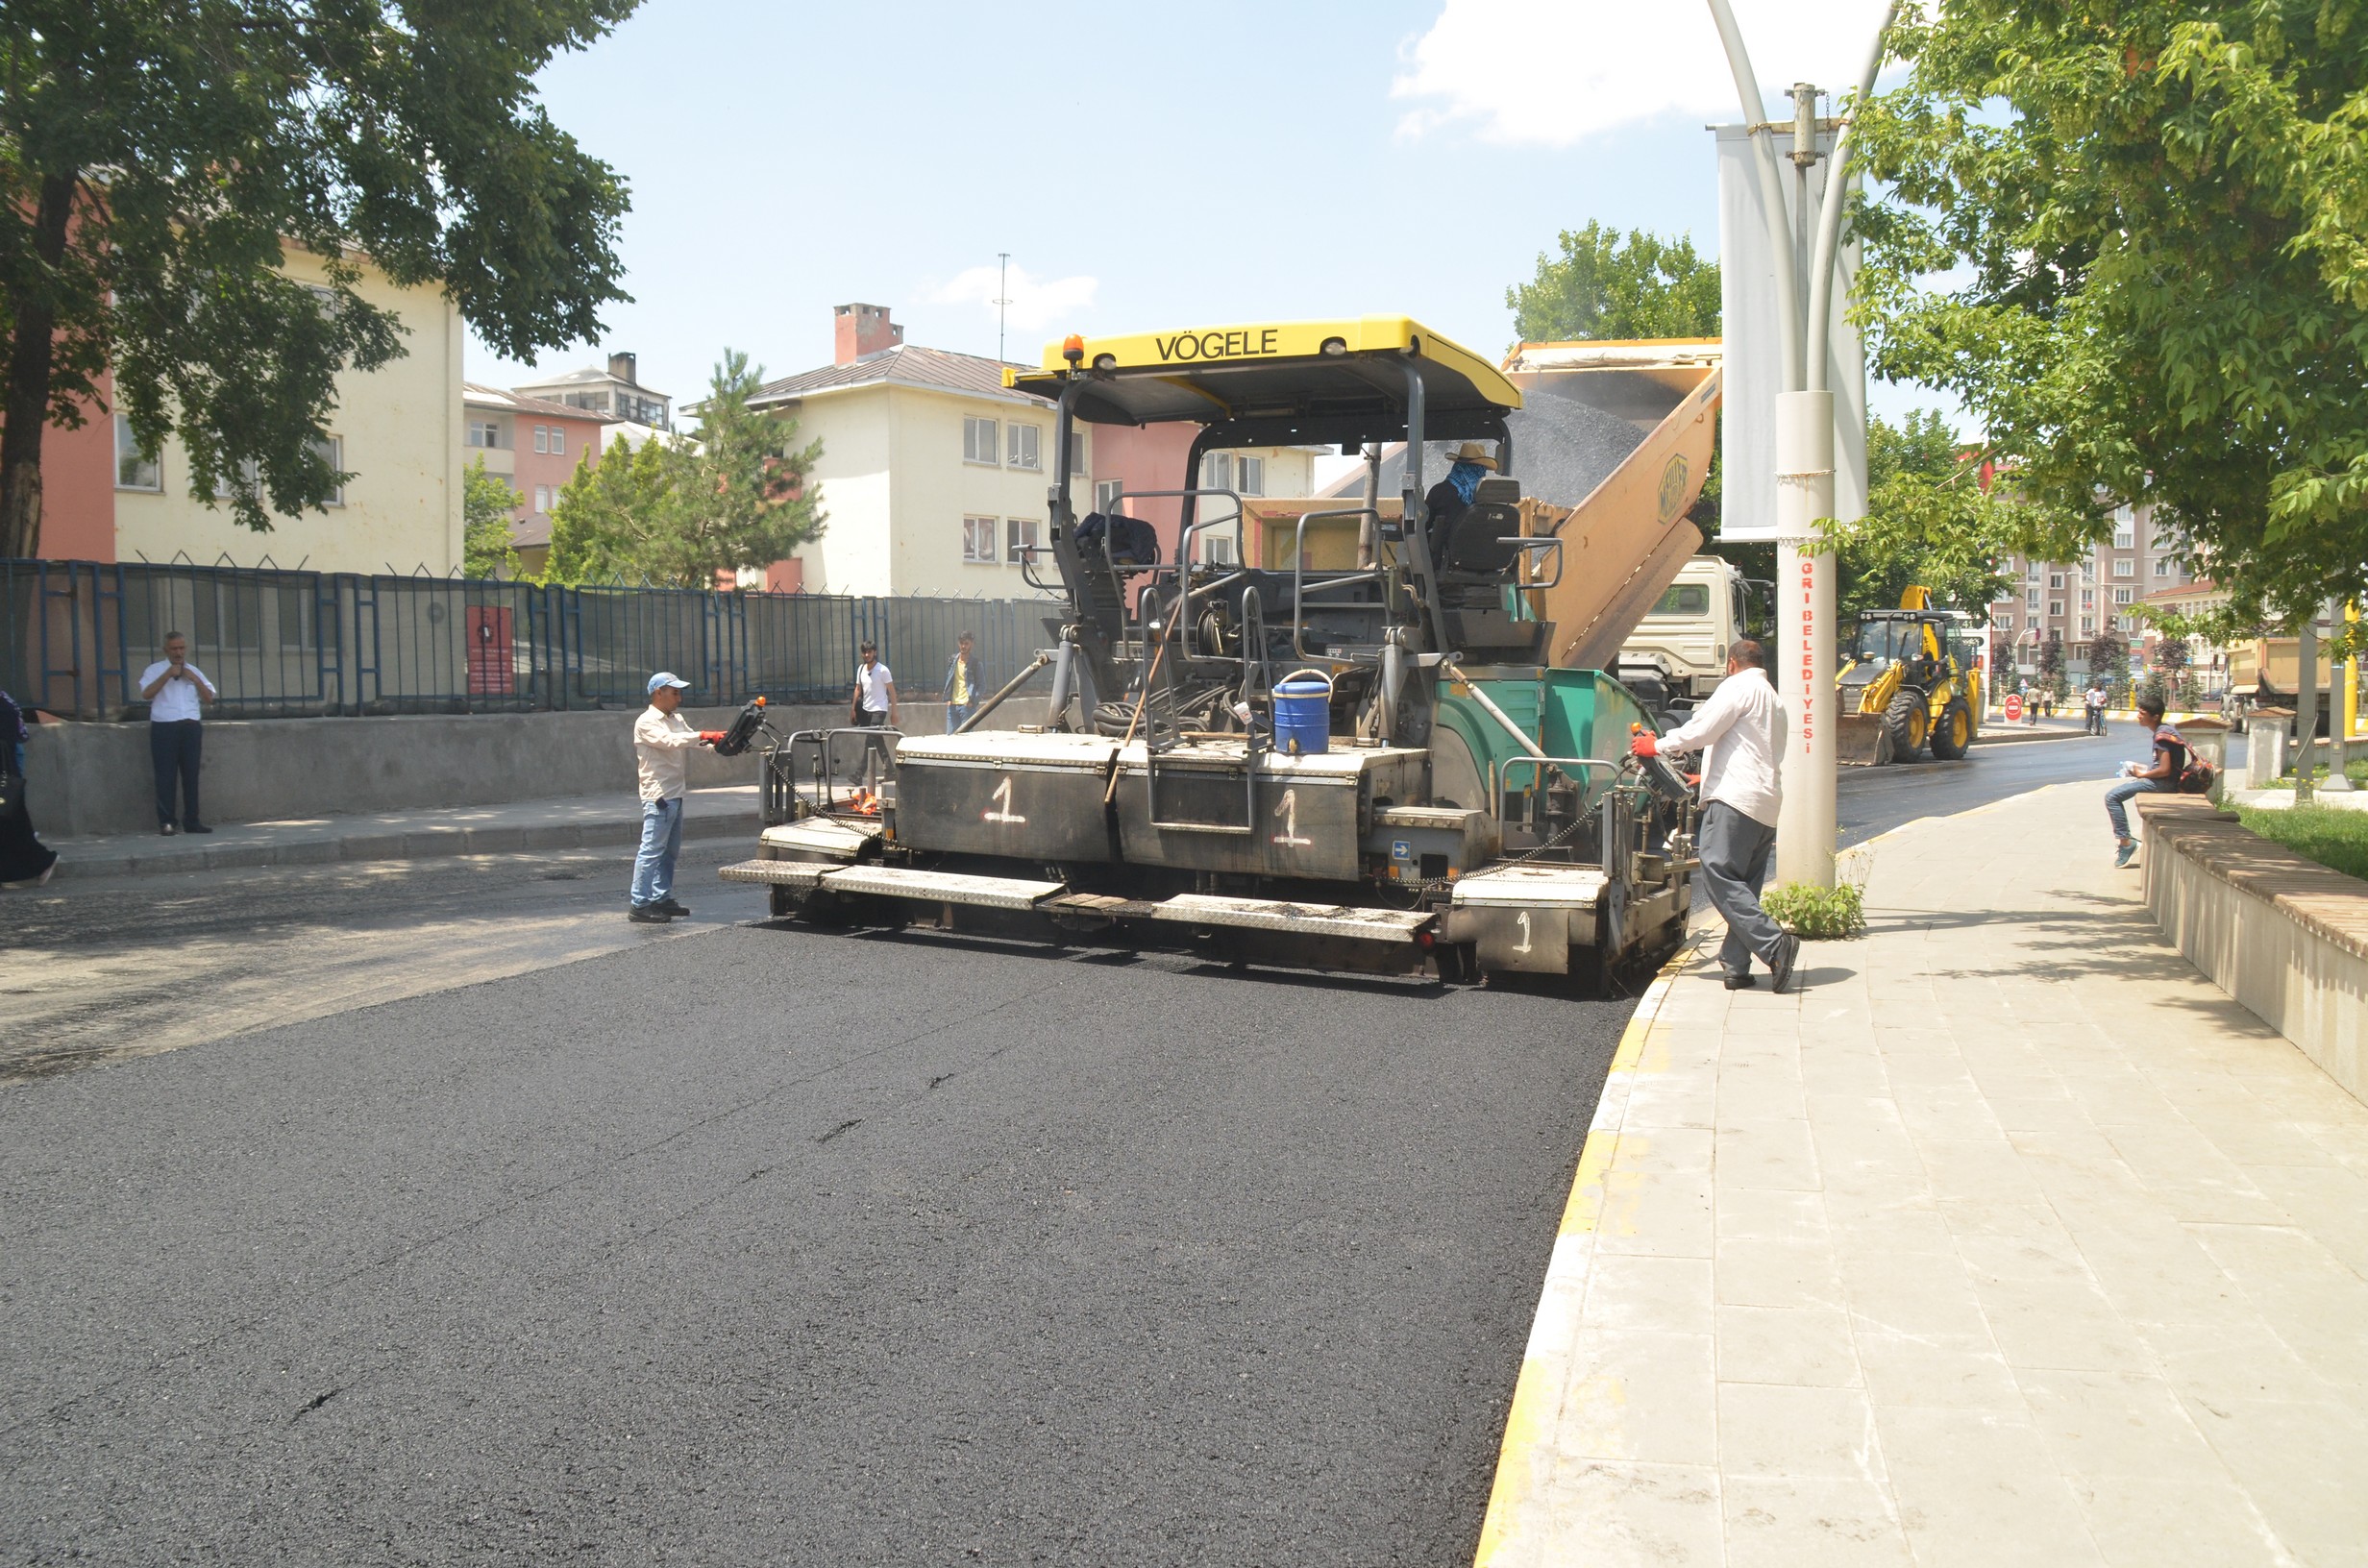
472, 0, 1933, 425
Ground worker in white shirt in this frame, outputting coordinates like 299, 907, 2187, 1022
630, 672, 725, 924
136, 632, 218, 835
1629, 639, 1800, 992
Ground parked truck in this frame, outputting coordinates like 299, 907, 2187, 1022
1614, 555, 1754, 719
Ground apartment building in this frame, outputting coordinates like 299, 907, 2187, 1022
513, 352, 672, 432
460, 384, 617, 576
1986, 502, 2197, 682
25, 248, 466, 573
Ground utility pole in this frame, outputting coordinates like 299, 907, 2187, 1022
996, 252, 1011, 364
1706, 0, 1896, 890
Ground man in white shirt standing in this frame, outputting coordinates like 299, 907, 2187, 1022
136, 632, 217, 835
848, 640, 898, 783
630, 672, 724, 924
1629, 639, 1799, 992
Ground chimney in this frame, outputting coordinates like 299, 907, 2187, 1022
607, 351, 637, 385
833, 304, 903, 366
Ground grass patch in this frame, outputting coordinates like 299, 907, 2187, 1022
2258, 757, 2368, 791
1762, 881, 1866, 940
2234, 805, 2368, 882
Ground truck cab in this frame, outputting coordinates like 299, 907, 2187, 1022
1616, 555, 1751, 719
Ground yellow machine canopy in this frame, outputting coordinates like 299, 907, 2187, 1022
1004, 315, 1520, 450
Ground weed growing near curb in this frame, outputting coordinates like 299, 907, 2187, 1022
1762, 881, 1866, 940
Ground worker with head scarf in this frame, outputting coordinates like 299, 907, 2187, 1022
1423, 442, 1498, 566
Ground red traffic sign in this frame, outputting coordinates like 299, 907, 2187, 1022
2004, 693, 2025, 722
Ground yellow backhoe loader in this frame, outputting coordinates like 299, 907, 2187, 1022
1837, 587, 1985, 765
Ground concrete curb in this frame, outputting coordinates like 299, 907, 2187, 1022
49, 808, 759, 881
1470, 926, 1712, 1567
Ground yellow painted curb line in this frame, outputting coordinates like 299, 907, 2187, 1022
1470, 929, 1710, 1568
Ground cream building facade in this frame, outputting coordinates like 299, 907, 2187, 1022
750, 306, 1316, 597
111, 248, 464, 575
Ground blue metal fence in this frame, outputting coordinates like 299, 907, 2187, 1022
0, 558, 1062, 720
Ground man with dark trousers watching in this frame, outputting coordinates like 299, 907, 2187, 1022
137, 632, 216, 835
1630, 638, 1800, 992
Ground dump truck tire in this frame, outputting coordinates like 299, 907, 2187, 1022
1929, 698, 1973, 760
1885, 687, 1929, 758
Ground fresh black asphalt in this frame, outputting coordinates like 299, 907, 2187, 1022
0, 920, 1630, 1565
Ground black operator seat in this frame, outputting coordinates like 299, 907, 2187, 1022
1442, 477, 1527, 578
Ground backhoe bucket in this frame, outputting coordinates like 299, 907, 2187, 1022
1838, 714, 1895, 767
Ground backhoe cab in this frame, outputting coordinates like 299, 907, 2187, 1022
722, 316, 1698, 990
1836, 586, 1985, 765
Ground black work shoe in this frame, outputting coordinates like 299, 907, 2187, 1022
160, 821, 178, 836
657, 898, 691, 918
628, 904, 674, 924
1724, 973, 1757, 991
183, 821, 212, 834
1770, 933, 1801, 994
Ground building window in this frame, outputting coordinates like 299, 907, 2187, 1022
1997, 613, 2015, 631
549, 426, 564, 456
963, 417, 999, 466
2113, 524, 2134, 550
2080, 588, 2094, 608
2080, 616, 2095, 633
961, 515, 998, 564
316, 436, 344, 506
1005, 423, 1042, 471
2154, 556, 2173, 577
2112, 587, 2134, 605
533, 484, 554, 513
1005, 517, 1040, 564
2026, 588, 2040, 607
1237, 455, 1265, 496
1201, 533, 1239, 566
532, 426, 549, 453
466, 420, 504, 450
1202, 453, 1233, 492
1094, 479, 1125, 515
2048, 573, 2064, 590
1070, 434, 1089, 476
2073, 643, 2090, 661
2111, 558, 2134, 577
114, 414, 162, 492
2049, 600, 2063, 618
2080, 561, 2094, 581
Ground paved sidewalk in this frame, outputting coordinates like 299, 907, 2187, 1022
39, 784, 759, 879
1480, 780, 2368, 1567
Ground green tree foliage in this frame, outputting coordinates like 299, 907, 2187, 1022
461, 459, 526, 580
1831, 410, 2017, 620
544, 434, 675, 586
543, 351, 825, 588
1849, 1, 2368, 650
1506, 222, 1721, 345
0, 2, 639, 556
2088, 622, 2130, 703
662, 351, 824, 587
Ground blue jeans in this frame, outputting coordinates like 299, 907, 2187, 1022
2105, 777, 2164, 841
630, 796, 684, 907
945, 702, 974, 733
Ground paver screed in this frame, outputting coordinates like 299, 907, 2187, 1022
1477, 781, 2368, 1568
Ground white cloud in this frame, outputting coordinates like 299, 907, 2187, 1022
1392, 0, 1899, 148
929, 264, 1098, 334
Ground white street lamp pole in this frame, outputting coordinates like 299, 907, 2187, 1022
1704, 0, 1896, 890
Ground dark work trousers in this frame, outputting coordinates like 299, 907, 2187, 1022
1698, 799, 1786, 979
151, 720, 203, 826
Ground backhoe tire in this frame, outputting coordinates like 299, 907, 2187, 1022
1884, 687, 1930, 760
1929, 698, 1973, 760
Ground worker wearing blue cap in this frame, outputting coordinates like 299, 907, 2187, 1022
630, 672, 724, 923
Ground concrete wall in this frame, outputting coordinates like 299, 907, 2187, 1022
23, 698, 1044, 838
111, 249, 464, 576
2137, 799, 2368, 1105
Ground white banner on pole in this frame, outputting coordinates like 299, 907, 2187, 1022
1714, 123, 1868, 543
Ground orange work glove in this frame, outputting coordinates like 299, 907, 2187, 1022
698, 730, 727, 744
1629, 731, 1658, 758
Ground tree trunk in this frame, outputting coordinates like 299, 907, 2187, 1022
0, 175, 80, 560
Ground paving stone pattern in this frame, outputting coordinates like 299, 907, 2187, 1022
1484, 781, 2368, 1567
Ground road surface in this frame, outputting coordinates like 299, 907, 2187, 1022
0, 728, 2118, 1562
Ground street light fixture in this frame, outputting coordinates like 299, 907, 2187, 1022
1704, 0, 1898, 889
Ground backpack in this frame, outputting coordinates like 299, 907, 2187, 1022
2178, 759, 2216, 796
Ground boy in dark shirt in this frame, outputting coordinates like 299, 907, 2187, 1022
2105, 698, 2186, 868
